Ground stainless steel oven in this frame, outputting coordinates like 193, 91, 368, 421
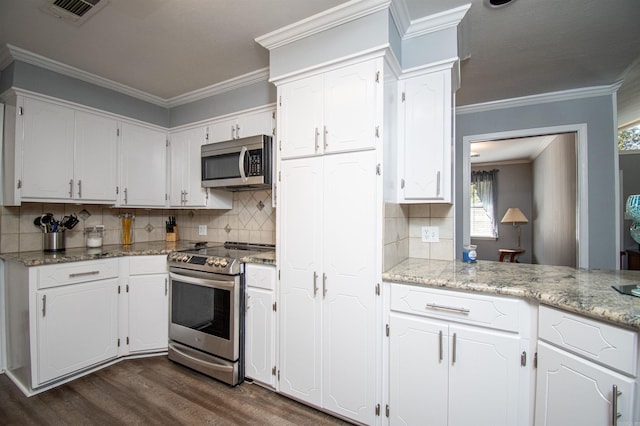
167, 242, 274, 386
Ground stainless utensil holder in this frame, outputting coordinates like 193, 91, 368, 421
44, 232, 65, 252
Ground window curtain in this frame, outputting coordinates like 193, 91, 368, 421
471, 169, 499, 236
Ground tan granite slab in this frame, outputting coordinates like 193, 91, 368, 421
383, 258, 640, 330
241, 251, 276, 266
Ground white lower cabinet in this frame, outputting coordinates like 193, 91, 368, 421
534, 306, 638, 426
244, 263, 276, 387
278, 150, 379, 424
387, 284, 533, 426
122, 256, 169, 354
35, 278, 119, 385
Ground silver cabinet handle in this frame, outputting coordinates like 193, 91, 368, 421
231, 125, 236, 140
236, 124, 240, 138
77, 179, 82, 198
612, 385, 622, 426
183, 190, 188, 204
322, 273, 327, 298
69, 179, 74, 198
426, 303, 470, 314
165, 277, 168, 296
124, 188, 128, 204
313, 271, 318, 297
438, 330, 443, 362
452, 332, 457, 365
323, 125, 328, 150
436, 171, 441, 197
401, 178, 405, 189
69, 270, 100, 278
42, 294, 46, 317
314, 127, 320, 152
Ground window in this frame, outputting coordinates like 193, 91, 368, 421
470, 169, 499, 239
619, 124, 640, 151
470, 185, 497, 238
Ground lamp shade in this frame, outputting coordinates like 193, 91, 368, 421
501, 207, 528, 224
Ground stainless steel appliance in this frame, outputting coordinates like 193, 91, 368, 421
167, 242, 274, 386
201, 134, 272, 190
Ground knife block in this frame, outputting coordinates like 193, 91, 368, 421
166, 226, 178, 242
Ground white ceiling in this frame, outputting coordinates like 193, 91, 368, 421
1, 0, 640, 124
470, 135, 557, 164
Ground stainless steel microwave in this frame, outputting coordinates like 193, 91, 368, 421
201, 134, 272, 191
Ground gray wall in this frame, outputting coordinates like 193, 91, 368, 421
532, 134, 577, 267
471, 162, 533, 263
9, 61, 169, 126
456, 95, 618, 269
2, 60, 276, 129
620, 151, 640, 253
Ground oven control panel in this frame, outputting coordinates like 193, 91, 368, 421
167, 252, 237, 274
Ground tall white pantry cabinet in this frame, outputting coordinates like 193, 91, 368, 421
276, 56, 384, 425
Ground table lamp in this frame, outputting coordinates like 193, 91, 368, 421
501, 207, 528, 249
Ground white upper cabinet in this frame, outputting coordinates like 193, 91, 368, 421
119, 122, 167, 207
14, 96, 118, 204
385, 62, 455, 203
208, 108, 274, 143
278, 59, 380, 160
74, 111, 118, 202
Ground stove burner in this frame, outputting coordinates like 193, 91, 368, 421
168, 241, 275, 275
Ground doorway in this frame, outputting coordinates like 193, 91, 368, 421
462, 124, 589, 268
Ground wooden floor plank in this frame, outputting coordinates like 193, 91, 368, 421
0, 357, 352, 425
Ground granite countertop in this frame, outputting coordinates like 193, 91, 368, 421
383, 258, 640, 331
0, 241, 276, 267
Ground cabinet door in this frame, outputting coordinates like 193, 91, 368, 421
389, 313, 449, 426
208, 117, 238, 142
535, 341, 636, 426
21, 97, 75, 200
35, 279, 119, 385
323, 60, 378, 154
278, 157, 323, 405
321, 150, 378, 424
448, 323, 522, 426
128, 274, 169, 353
278, 75, 324, 159
74, 111, 118, 202
119, 123, 167, 207
245, 286, 275, 386
401, 70, 451, 201
237, 109, 274, 139
169, 127, 208, 207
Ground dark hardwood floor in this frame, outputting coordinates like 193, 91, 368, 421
0, 356, 352, 425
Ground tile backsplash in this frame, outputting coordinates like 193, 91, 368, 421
0, 191, 275, 253
383, 202, 454, 269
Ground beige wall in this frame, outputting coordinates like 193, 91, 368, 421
532, 134, 577, 267
383, 202, 454, 269
0, 191, 275, 253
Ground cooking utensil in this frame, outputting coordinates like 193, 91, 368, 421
62, 214, 79, 230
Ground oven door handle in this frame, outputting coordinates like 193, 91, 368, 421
170, 272, 236, 290
238, 146, 248, 182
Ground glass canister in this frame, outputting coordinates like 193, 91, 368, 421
120, 213, 135, 245
84, 225, 105, 248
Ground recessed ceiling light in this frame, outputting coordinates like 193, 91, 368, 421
486, 0, 516, 8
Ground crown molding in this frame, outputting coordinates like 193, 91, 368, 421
256, 0, 391, 50
0, 44, 271, 108
165, 68, 270, 108
456, 81, 624, 115
404, 3, 471, 40
389, 0, 411, 37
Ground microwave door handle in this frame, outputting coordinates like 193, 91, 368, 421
238, 146, 248, 182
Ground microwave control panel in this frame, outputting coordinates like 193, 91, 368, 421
248, 149, 262, 176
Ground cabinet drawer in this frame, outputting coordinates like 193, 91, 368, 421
38, 259, 119, 289
245, 264, 276, 290
538, 306, 638, 376
129, 255, 167, 275
390, 284, 522, 333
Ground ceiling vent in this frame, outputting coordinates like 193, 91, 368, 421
41, 0, 109, 25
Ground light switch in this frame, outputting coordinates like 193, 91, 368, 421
421, 226, 439, 243
198, 225, 207, 236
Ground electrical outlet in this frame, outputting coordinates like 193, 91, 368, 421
198, 225, 207, 236
421, 226, 439, 243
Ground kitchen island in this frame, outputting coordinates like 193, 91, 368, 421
383, 258, 640, 330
